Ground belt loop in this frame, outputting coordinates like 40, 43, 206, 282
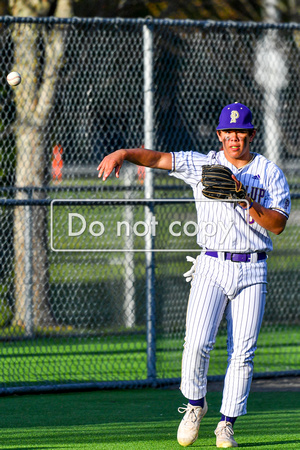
251, 253, 258, 263
218, 251, 225, 261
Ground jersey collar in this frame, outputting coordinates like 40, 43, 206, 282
219, 150, 256, 171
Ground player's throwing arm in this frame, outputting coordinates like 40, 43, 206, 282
97, 148, 172, 181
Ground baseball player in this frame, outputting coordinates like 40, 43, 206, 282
97, 103, 291, 448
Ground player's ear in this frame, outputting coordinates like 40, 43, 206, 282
249, 129, 256, 142
216, 131, 223, 142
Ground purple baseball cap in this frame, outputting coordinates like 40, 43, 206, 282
216, 102, 254, 130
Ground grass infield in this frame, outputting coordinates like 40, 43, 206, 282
0, 388, 299, 449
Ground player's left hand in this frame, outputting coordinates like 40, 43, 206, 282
232, 175, 252, 208
183, 256, 197, 282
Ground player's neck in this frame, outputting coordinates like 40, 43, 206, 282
223, 152, 253, 169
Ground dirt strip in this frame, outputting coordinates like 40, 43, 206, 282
208, 376, 300, 392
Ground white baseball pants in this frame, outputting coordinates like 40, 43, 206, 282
180, 253, 267, 417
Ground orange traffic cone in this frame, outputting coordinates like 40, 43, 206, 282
52, 145, 63, 183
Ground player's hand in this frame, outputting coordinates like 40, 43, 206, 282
97, 150, 125, 181
232, 174, 249, 208
231, 174, 243, 192
183, 256, 197, 282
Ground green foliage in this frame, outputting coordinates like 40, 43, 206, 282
0, 298, 13, 327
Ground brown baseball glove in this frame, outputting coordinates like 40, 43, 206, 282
201, 165, 247, 200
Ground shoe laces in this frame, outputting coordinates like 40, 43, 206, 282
178, 403, 199, 423
216, 421, 234, 438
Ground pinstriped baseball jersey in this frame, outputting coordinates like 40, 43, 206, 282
169, 150, 291, 252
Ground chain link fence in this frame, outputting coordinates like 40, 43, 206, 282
0, 17, 299, 394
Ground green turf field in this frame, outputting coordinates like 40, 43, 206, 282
0, 388, 299, 449
1, 326, 299, 388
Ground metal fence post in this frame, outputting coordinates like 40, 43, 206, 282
143, 20, 156, 384
254, 30, 288, 166
123, 165, 136, 328
24, 189, 34, 336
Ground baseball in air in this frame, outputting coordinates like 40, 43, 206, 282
6, 71, 22, 86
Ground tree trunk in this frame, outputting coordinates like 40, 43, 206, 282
11, 0, 73, 330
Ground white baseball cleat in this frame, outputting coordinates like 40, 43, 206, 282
177, 399, 208, 447
214, 421, 238, 448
